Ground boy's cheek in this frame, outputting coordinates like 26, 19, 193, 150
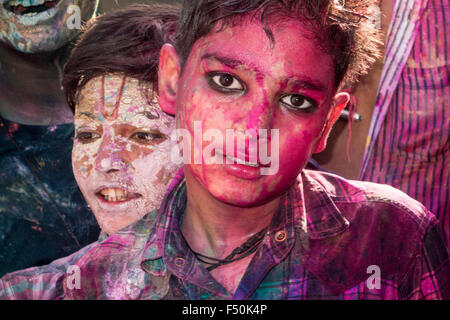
73, 155, 93, 180
72, 143, 96, 179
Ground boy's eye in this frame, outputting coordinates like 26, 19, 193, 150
280, 94, 316, 111
208, 72, 245, 92
75, 132, 100, 143
130, 131, 166, 144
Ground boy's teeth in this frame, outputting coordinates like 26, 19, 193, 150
9, 0, 49, 6
108, 189, 116, 201
100, 188, 129, 202
226, 155, 259, 167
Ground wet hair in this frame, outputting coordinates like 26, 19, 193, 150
175, 0, 382, 89
63, 3, 180, 113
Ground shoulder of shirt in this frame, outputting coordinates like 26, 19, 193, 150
74, 210, 160, 263
302, 169, 436, 235
1, 239, 98, 280
59, 210, 160, 299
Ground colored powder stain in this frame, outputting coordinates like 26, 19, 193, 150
128, 106, 140, 113
8, 123, 19, 133
32, 225, 43, 232
105, 91, 118, 102
98, 114, 105, 122
37, 159, 45, 168
365, 136, 371, 149
246, 103, 267, 129
362, 249, 368, 259
148, 243, 158, 254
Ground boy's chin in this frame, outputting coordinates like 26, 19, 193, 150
205, 177, 287, 208
186, 164, 296, 208
213, 192, 279, 208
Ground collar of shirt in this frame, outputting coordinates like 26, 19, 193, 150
139, 168, 350, 298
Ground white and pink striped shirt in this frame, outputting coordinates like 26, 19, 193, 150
360, 0, 449, 246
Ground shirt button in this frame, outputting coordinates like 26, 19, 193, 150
275, 230, 287, 242
174, 257, 186, 267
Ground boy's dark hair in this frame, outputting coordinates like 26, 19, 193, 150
175, 0, 381, 89
63, 3, 180, 113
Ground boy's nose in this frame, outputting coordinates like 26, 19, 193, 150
94, 135, 129, 173
245, 97, 274, 132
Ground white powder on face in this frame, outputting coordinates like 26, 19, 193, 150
72, 75, 181, 234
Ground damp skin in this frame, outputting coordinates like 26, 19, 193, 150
72, 74, 179, 235
174, 16, 343, 207
0, 0, 98, 53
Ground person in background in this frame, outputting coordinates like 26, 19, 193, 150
313, 0, 449, 248
0, 0, 101, 277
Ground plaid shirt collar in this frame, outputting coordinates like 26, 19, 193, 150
140, 168, 350, 297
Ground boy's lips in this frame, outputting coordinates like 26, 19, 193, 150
212, 151, 268, 181
215, 150, 271, 168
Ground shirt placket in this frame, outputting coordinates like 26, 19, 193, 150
232, 192, 297, 300
161, 181, 231, 299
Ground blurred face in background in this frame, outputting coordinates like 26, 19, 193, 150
72, 74, 179, 235
0, 0, 98, 53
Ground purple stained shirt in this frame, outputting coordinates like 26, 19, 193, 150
1, 169, 448, 300
360, 0, 449, 247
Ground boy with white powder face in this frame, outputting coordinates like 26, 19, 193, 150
64, 4, 181, 235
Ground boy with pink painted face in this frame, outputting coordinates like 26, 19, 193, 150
153, 0, 449, 299
2, 0, 448, 300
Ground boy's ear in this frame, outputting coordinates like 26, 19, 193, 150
158, 44, 181, 115
313, 91, 350, 154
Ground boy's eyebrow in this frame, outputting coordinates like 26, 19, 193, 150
75, 112, 96, 120
201, 53, 328, 93
136, 111, 160, 120
290, 78, 328, 93
201, 53, 264, 77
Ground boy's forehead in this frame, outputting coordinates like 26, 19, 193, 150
187, 15, 335, 93
75, 75, 158, 119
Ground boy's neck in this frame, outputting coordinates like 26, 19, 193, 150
181, 167, 280, 259
0, 42, 73, 126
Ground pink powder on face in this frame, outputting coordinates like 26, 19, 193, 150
174, 15, 337, 206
